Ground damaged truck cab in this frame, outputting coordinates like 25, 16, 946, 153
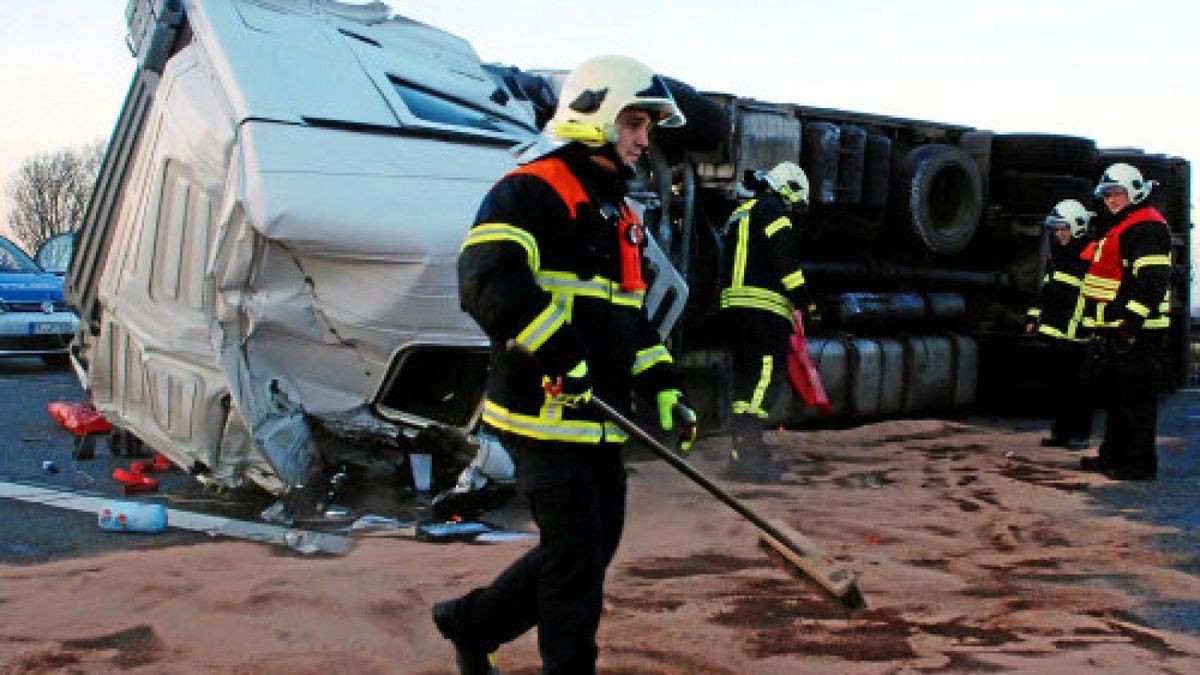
68, 0, 1191, 511
68, 0, 537, 506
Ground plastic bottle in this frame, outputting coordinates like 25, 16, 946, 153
97, 500, 168, 533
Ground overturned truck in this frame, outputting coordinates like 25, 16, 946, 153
67, 0, 1192, 510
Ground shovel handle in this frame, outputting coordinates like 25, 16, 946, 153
589, 396, 800, 555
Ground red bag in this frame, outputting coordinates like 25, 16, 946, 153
786, 310, 832, 414
47, 401, 113, 436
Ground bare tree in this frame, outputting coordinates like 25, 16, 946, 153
4, 140, 105, 253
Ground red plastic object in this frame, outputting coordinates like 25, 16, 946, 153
786, 310, 833, 414
47, 401, 113, 436
131, 453, 172, 474
113, 468, 159, 494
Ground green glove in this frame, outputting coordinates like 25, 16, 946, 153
656, 389, 698, 452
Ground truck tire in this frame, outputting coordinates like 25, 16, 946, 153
898, 144, 982, 256
656, 77, 728, 157
990, 171, 1091, 215
991, 133, 1097, 177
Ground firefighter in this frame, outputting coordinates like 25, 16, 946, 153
432, 55, 697, 675
1077, 163, 1172, 481
717, 161, 816, 483
1025, 199, 1096, 450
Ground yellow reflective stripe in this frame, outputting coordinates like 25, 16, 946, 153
1037, 324, 1070, 340
732, 207, 751, 287
1133, 254, 1171, 275
781, 269, 806, 291
461, 223, 540, 271
1143, 317, 1169, 329
632, 345, 672, 376
764, 215, 791, 238
1041, 273, 1050, 284
720, 287, 796, 324
733, 356, 774, 419
536, 271, 645, 308
1027, 307, 1042, 317
1083, 274, 1119, 290
1127, 300, 1150, 317
482, 399, 628, 444
1051, 271, 1082, 287
1082, 274, 1118, 300
514, 293, 570, 352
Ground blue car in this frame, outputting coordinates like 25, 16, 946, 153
0, 235, 79, 367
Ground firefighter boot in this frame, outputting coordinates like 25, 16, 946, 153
432, 600, 500, 675
720, 415, 782, 484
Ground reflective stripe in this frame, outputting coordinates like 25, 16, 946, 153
1082, 273, 1119, 301
781, 269, 806, 291
733, 356, 773, 419
1037, 324, 1066, 339
731, 204, 752, 287
1027, 307, 1042, 317
482, 399, 628, 444
1128, 300, 1150, 317
514, 293, 570, 352
1133, 254, 1171, 275
632, 345, 672, 376
1143, 317, 1169, 329
764, 215, 791, 238
720, 287, 796, 324
536, 271, 645, 308
1051, 271, 1082, 287
461, 223, 540, 271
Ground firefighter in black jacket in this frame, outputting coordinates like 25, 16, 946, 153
717, 161, 815, 483
1025, 199, 1096, 450
432, 55, 696, 675
1078, 163, 1172, 481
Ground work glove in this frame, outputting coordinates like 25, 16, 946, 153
544, 360, 592, 407
656, 389, 698, 453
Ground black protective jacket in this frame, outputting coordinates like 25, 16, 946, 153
717, 191, 812, 333
1080, 204, 1172, 331
1026, 237, 1092, 341
457, 144, 679, 447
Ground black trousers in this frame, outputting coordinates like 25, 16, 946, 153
1090, 331, 1163, 474
724, 309, 791, 423
454, 440, 626, 675
1047, 339, 1094, 441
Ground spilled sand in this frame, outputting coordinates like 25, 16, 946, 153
2, 418, 1199, 673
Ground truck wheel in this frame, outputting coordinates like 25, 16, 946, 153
899, 144, 982, 256
656, 77, 727, 157
991, 133, 1097, 177
990, 171, 1092, 215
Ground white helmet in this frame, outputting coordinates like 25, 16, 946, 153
1044, 199, 1094, 238
1093, 162, 1154, 203
762, 161, 810, 206
547, 55, 685, 146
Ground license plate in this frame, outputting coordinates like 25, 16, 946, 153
29, 322, 72, 335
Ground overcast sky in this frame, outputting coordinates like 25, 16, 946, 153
1, 0, 1195, 300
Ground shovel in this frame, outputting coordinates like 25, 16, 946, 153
589, 395, 866, 611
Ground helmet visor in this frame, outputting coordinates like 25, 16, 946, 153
631, 75, 685, 127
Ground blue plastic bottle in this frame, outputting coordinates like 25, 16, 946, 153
98, 500, 168, 533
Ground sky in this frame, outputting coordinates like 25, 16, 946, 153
1, 0, 1196, 302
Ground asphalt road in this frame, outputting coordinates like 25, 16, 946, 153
2, 355, 1197, 633
0, 357, 273, 564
